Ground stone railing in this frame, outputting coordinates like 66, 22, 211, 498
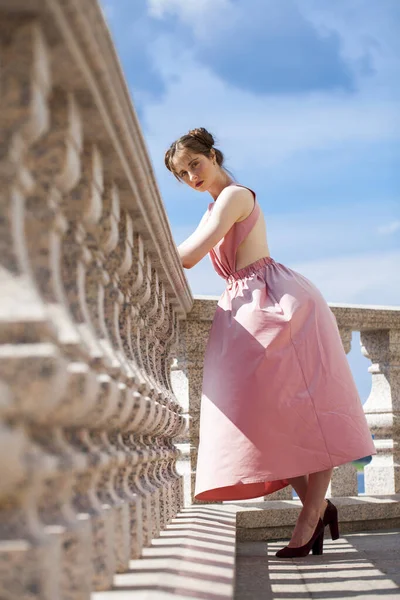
0, 1, 192, 598
182, 300, 400, 503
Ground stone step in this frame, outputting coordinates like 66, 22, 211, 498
233, 494, 400, 542
93, 505, 237, 599
92, 496, 400, 598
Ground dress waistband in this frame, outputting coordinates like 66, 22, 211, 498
226, 256, 275, 283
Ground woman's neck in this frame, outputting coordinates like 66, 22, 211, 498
208, 170, 235, 201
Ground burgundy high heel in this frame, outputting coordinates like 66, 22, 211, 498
322, 499, 340, 540
275, 518, 324, 558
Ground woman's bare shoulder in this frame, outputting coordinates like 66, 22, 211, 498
217, 183, 254, 209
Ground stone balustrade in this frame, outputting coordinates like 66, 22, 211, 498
0, 1, 192, 598
183, 300, 400, 504
0, 1, 399, 599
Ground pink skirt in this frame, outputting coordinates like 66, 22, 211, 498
194, 257, 376, 501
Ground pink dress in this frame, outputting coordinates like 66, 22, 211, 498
194, 184, 376, 501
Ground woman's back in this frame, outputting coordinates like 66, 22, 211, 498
233, 185, 271, 271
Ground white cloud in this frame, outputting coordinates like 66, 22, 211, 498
297, 0, 400, 98
147, 0, 230, 23
378, 220, 400, 235
140, 34, 399, 174
291, 250, 400, 305
186, 249, 400, 307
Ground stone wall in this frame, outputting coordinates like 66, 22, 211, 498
0, 1, 192, 598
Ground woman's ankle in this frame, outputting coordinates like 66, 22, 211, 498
319, 498, 328, 519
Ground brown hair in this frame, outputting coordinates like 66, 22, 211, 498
164, 127, 225, 181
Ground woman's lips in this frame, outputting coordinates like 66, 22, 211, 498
195, 181, 204, 188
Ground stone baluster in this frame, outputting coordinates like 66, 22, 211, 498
154, 426, 174, 528
130, 250, 158, 399
157, 307, 186, 512
137, 299, 178, 525
157, 303, 177, 404
103, 209, 149, 558
0, 378, 63, 600
107, 392, 144, 562
60, 143, 111, 371
361, 329, 400, 495
149, 277, 167, 394
0, 427, 62, 600
90, 184, 143, 571
0, 19, 73, 600
182, 311, 215, 504
122, 251, 165, 538
67, 427, 115, 590
329, 328, 359, 497
136, 428, 162, 541
140, 273, 183, 528
147, 285, 173, 526
165, 415, 186, 515
123, 430, 153, 547
170, 346, 191, 510
31, 426, 93, 600
22, 82, 113, 598
91, 428, 130, 574
83, 170, 145, 576
141, 275, 161, 390
115, 218, 155, 548
98, 183, 137, 382
58, 142, 120, 589
117, 215, 152, 394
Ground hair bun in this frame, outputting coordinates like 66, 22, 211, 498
188, 127, 214, 149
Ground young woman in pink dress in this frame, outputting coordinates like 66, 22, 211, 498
164, 127, 375, 558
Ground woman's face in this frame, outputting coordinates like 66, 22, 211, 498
172, 150, 216, 192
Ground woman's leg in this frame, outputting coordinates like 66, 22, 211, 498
287, 475, 308, 503
287, 468, 332, 548
287, 474, 328, 519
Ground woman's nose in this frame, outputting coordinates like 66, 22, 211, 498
189, 173, 198, 183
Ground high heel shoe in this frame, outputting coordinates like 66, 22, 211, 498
322, 499, 340, 540
275, 518, 324, 558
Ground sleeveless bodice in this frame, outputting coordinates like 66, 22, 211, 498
195, 188, 376, 504
206, 184, 260, 280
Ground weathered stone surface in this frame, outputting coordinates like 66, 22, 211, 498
92, 505, 237, 600
234, 495, 400, 541
0, 1, 190, 597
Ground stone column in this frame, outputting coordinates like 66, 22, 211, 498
329, 328, 358, 497
361, 329, 400, 495
181, 312, 215, 504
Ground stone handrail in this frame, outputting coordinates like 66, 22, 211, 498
0, 0, 192, 598
182, 299, 400, 503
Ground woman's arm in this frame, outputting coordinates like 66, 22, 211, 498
177, 186, 253, 269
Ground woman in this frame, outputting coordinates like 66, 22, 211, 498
164, 127, 376, 558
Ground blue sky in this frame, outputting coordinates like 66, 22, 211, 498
101, 0, 399, 403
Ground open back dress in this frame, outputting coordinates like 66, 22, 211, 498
194, 183, 376, 501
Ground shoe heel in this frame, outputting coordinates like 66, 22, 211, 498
329, 518, 340, 541
312, 531, 324, 555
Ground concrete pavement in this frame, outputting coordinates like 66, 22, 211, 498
235, 529, 400, 599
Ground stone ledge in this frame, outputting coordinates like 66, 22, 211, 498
233, 495, 400, 542
93, 505, 237, 600
91, 497, 400, 597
